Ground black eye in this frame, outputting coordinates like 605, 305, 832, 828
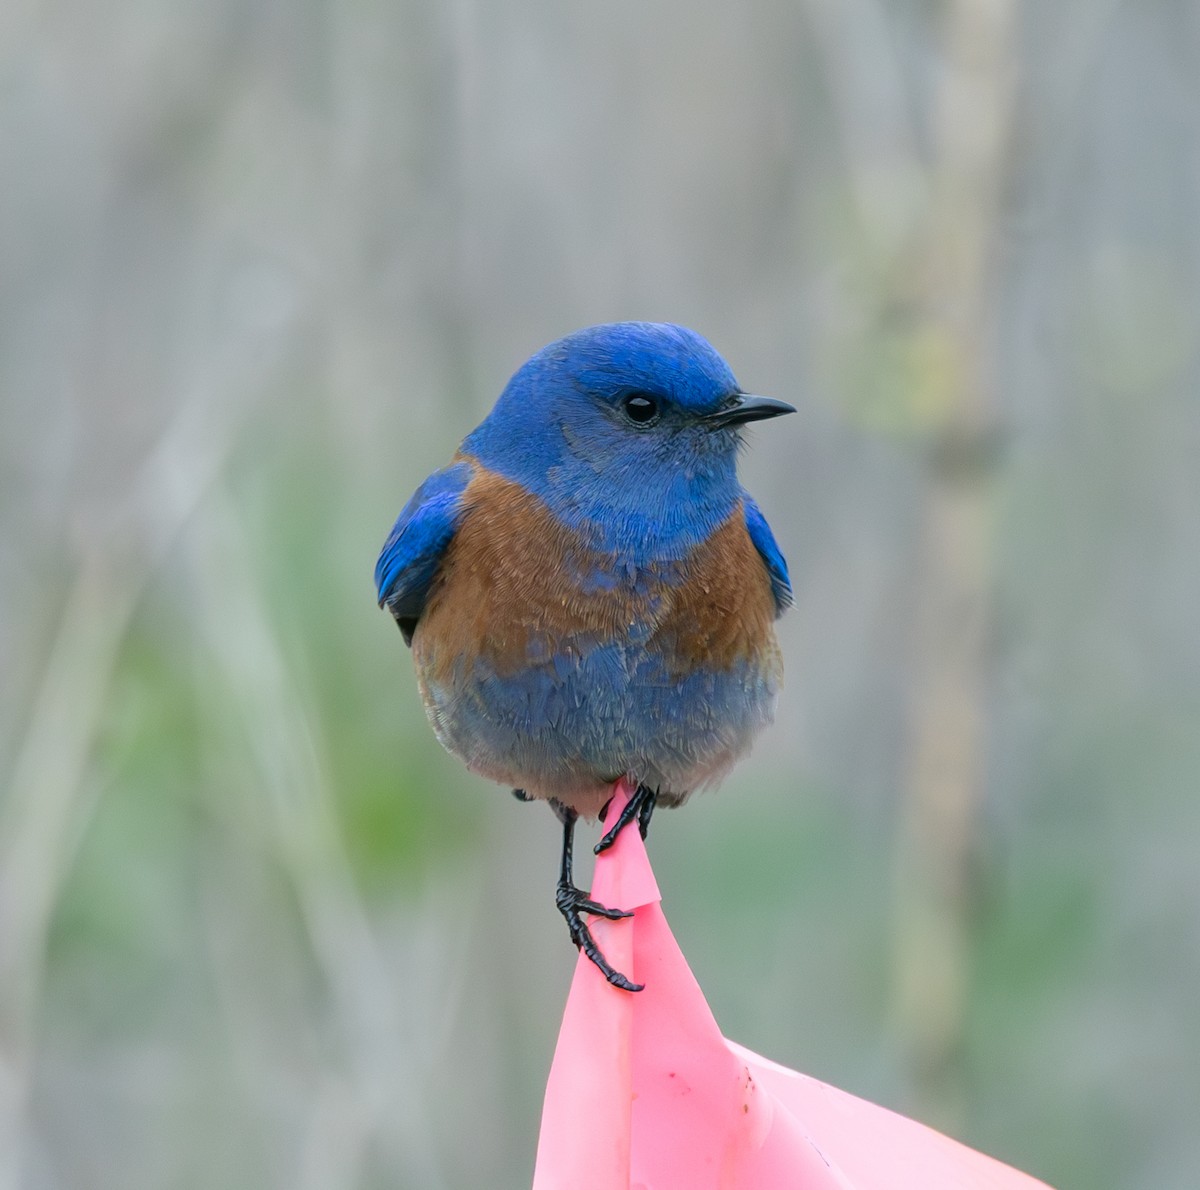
622, 392, 660, 425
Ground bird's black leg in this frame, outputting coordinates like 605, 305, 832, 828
550, 799, 643, 993
594, 783, 658, 854
637, 785, 658, 840
512, 788, 533, 802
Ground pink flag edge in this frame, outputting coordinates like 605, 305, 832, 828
532, 780, 1053, 1190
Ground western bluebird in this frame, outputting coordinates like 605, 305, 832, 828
376, 322, 793, 990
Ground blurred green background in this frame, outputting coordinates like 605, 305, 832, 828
2, 1, 1198, 1187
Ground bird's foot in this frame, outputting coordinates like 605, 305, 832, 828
595, 783, 658, 854
555, 881, 642, 993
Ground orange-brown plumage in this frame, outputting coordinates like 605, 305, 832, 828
409, 459, 783, 813
415, 460, 779, 685
653, 510, 780, 678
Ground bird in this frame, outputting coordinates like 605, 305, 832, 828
375, 322, 793, 991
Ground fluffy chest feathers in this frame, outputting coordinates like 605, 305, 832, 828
413, 463, 777, 681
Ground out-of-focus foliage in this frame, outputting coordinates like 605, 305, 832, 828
2, 2, 1198, 1187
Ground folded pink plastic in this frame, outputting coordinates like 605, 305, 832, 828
533, 780, 1052, 1190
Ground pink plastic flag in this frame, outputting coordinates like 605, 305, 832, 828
533, 780, 1052, 1190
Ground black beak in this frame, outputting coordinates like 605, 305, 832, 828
704, 393, 796, 428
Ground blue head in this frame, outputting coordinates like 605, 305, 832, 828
462, 322, 793, 559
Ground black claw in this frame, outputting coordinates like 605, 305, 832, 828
573, 920, 644, 993
512, 788, 532, 802
552, 800, 643, 992
637, 785, 658, 839
595, 784, 658, 854
555, 883, 632, 923
555, 884, 641, 992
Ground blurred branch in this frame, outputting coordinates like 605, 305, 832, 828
806, 2, 1018, 1112
0, 398, 237, 1189
889, 0, 1019, 1126
803, 0, 925, 254
187, 486, 450, 1190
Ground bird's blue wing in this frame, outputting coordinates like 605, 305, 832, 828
742, 491, 792, 617
375, 460, 474, 645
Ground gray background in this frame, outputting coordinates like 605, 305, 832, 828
2, 1, 1198, 1187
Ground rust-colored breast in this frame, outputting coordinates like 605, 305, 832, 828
414, 464, 629, 681
413, 461, 778, 681
653, 510, 779, 676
